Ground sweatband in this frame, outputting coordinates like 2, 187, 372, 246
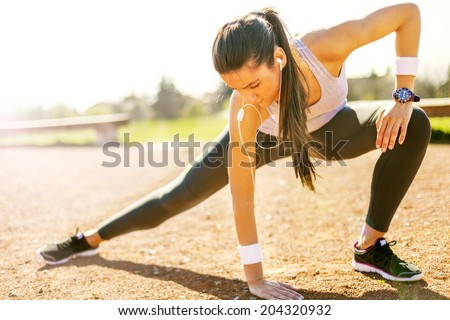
238, 243, 262, 264
395, 57, 419, 76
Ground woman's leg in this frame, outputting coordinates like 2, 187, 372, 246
94, 126, 232, 241
311, 102, 431, 280
94, 127, 289, 241
311, 102, 431, 235
38, 125, 290, 264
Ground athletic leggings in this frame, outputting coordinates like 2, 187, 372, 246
97, 103, 431, 239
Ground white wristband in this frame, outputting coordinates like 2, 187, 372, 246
238, 243, 262, 265
395, 57, 419, 76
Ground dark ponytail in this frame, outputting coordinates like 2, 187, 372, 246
213, 7, 318, 191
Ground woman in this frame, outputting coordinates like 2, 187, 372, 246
37, 4, 430, 300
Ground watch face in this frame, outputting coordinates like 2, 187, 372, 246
395, 88, 412, 103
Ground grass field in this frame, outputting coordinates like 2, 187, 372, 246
0, 116, 449, 147
429, 117, 450, 142
117, 116, 229, 142
0, 116, 229, 146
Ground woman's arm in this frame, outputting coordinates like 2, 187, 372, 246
228, 90, 303, 300
312, 3, 420, 64
309, 3, 421, 151
228, 90, 261, 282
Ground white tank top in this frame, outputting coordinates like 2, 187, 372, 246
258, 38, 348, 135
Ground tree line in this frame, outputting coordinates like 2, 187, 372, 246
8, 67, 450, 121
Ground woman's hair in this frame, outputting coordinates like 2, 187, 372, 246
212, 7, 317, 191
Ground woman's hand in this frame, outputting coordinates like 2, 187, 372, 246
376, 100, 414, 152
248, 279, 304, 300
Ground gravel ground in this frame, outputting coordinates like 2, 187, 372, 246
0, 143, 448, 300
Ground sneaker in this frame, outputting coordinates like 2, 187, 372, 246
352, 238, 423, 281
36, 232, 99, 265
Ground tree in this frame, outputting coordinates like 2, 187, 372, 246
151, 77, 186, 119
84, 103, 115, 116
436, 66, 450, 98
26, 105, 46, 120
47, 104, 79, 118
347, 67, 439, 101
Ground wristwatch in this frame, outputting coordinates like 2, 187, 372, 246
392, 88, 420, 104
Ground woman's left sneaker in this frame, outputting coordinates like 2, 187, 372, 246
352, 237, 423, 281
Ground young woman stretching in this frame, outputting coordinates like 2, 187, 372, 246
37, 4, 430, 300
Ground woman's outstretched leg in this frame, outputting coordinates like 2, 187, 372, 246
37, 126, 231, 264
37, 127, 290, 264
96, 126, 231, 240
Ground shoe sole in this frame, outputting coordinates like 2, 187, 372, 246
36, 247, 100, 265
352, 259, 423, 281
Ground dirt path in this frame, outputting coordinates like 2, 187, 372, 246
0, 144, 448, 300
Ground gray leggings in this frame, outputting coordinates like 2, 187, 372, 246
97, 103, 431, 239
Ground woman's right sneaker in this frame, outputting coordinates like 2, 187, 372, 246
36, 232, 100, 265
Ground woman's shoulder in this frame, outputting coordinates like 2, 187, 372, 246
294, 28, 347, 72
295, 29, 335, 57
295, 29, 325, 47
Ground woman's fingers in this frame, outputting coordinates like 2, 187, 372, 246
388, 122, 402, 150
277, 282, 304, 299
259, 287, 302, 300
376, 108, 385, 132
380, 118, 394, 152
277, 281, 300, 291
270, 284, 303, 300
249, 280, 304, 300
399, 118, 409, 145
278, 288, 304, 300
376, 101, 413, 151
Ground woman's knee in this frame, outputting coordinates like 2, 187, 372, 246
159, 175, 197, 212
407, 106, 431, 145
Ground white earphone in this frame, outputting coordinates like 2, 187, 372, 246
277, 57, 282, 70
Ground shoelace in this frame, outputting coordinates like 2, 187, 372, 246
373, 240, 405, 268
56, 229, 83, 250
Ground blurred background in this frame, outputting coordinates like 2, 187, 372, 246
0, 0, 449, 145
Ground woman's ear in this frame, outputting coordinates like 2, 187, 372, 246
274, 47, 286, 70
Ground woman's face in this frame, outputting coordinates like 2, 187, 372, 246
220, 61, 281, 108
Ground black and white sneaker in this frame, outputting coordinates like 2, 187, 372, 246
352, 238, 423, 281
36, 232, 99, 265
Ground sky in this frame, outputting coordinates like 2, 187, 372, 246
0, 0, 449, 114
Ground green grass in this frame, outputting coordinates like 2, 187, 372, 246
429, 117, 450, 131
0, 129, 97, 146
0, 116, 228, 147
429, 117, 450, 142
117, 116, 228, 143
1, 115, 448, 147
